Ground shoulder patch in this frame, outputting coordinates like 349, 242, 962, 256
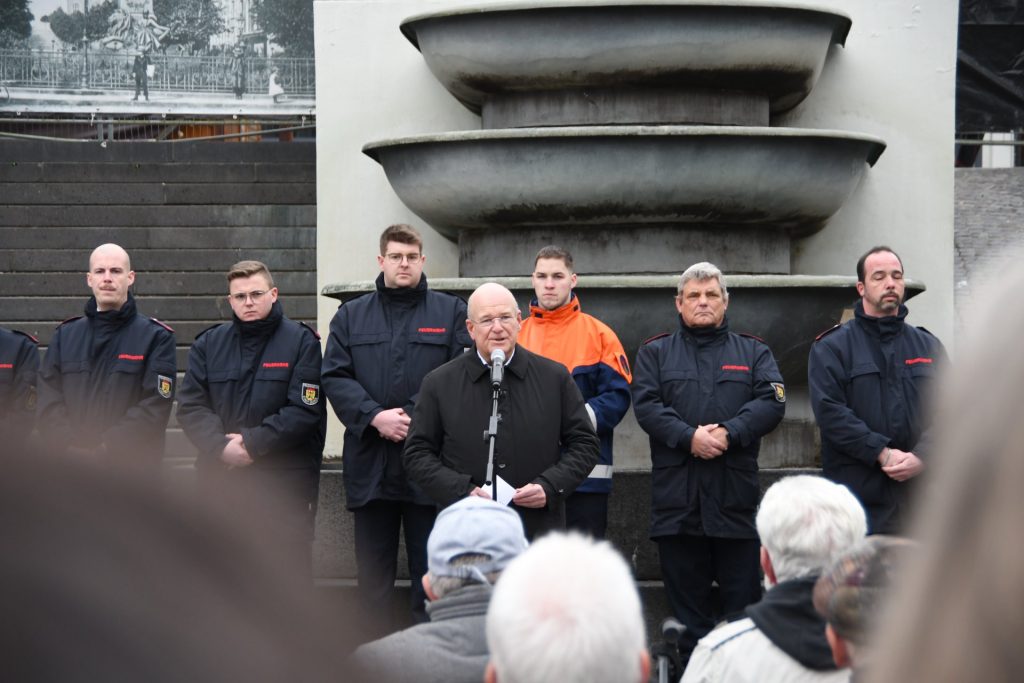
12, 329, 39, 344
737, 332, 766, 344
57, 316, 83, 328
814, 324, 842, 342
300, 321, 321, 340
149, 317, 175, 333
641, 332, 671, 345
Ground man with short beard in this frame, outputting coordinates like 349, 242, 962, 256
809, 246, 946, 534
36, 243, 176, 466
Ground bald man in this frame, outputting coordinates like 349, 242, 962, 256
37, 244, 176, 466
403, 282, 599, 539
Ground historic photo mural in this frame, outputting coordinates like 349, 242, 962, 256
0, 0, 314, 115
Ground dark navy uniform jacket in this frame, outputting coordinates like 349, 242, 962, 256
0, 327, 39, 451
36, 295, 176, 462
632, 317, 785, 540
176, 302, 326, 477
808, 301, 945, 534
322, 274, 470, 509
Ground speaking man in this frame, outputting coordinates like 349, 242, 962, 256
403, 282, 599, 540
322, 224, 471, 625
518, 246, 631, 538
808, 246, 946, 534
632, 261, 786, 667
36, 243, 176, 466
176, 260, 326, 570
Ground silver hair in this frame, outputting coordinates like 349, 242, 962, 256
757, 475, 867, 584
486, 532, 647, 683
678, 261, 728, 300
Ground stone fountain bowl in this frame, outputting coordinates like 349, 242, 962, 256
322, 274, 923, 386
400, 1, 852, 122
363, 126, 886, 240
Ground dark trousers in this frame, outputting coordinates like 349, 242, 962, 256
565, 491, 609, 539
134, 73, 148, 99
353, 499, 436, 629
657, 534, 761, 663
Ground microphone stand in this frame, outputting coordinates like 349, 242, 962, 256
482, 385, 501, 490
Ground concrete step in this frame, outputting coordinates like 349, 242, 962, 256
0, 204, 316, 227
0, 182, 316, 205
0, 248, 316, 271
0, 226, 316, 251
0, 162, 316, 184
0, 139, 316, 164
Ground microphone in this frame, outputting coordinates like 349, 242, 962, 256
490, 348, 506, 389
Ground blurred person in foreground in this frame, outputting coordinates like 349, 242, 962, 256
36, 243, 176, 468
176, 260, 325, 574
0, 448, 356, 682
812, 536, 915, 680
867, 263, 1024, 683
683, 475, 867, 683
484, 532, 649, 683
351, 496, 528, 683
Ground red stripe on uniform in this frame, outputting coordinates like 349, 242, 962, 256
904, 358, 933, 365
418, 327, 447, 333
722, 364, 750, 372
263, 362, 289, 368
118, 354, 144, 361
0, 363, 13, 369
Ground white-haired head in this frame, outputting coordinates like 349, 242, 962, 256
757, 475, 867, 584
485, 532, 649, 683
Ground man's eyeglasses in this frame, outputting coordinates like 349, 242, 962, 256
230, 290, 268, 304
472, 314, 517, 329
384, 253, 422, 264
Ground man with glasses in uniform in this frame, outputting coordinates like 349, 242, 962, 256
323, 224, 471, 629
177, 260, 326, 575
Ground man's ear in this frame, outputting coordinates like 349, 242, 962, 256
825, 623, 851, 668
760, 546, 777, 587
637, 649, 651, 683
484, 661, 497, 683
422, 573, 438, 602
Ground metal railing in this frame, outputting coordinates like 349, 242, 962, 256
0, 49, 314, 95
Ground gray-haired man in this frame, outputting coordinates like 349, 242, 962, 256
350, 496, 528, 683
632, 261, 786, 667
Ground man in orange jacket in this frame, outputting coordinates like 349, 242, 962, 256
518, 246, 632, 538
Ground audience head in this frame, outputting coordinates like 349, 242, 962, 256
813, 536, 915, 671
757, 475, 867, 586
485, 532, 649, 683
424, 496, 528, 600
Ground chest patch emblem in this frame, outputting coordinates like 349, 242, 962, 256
302, 383, 320, 406
771, 382, 786, 403
158, 374, 173, 399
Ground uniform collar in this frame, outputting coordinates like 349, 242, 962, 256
528, 292, 581, 323
854, 300, 907, 341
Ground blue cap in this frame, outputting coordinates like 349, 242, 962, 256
427, 496, 528, 582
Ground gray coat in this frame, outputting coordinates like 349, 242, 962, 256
350, 583, 492, 683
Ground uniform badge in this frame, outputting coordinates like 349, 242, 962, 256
158, 374, 173, 399
771, 382, 786, 403
302, 383, 320, 406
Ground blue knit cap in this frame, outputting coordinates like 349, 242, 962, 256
427, 496, 528, 583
